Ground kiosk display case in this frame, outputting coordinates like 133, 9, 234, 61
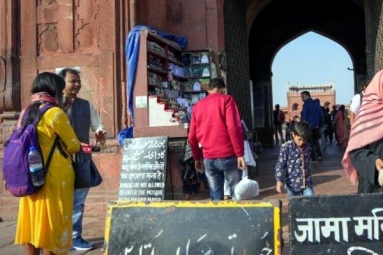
133, 29, 213, 138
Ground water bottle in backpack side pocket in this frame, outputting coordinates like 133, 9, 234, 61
28, 146, 45, 187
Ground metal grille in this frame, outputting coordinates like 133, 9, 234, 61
224, 0, 252, 129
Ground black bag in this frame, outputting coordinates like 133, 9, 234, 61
72, 150, 103, 189
181, 159, 198, 184
181, 158, 201, 196
183, 141, 193, 162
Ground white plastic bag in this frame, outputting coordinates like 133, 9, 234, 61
234, 170, 259, 200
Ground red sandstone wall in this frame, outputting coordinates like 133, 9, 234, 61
0, 1, 124, 218
286, 92, 336, 122
19, 1, 119, 138
137, 0, 225, 62
0, 1, 226, 219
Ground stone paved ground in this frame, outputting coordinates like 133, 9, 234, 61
0, 142, 356, 254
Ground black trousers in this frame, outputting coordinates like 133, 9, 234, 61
309, 128, 322, 161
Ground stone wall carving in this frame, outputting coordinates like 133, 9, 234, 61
74, 1, 99, 51
36, 0, 60, 55
40, 0, 57, 4
0, 1, 20, 113
38, 23, 59, 54
0, 1, 21, 147
0, 57, 6, 103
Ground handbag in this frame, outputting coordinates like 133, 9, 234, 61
181, 159, 198, 185
72, 149, 103, 189
183, 141, 193, 163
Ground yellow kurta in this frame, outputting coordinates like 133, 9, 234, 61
15, 107, 80, 254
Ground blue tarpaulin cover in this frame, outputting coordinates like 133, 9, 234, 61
118, 25, 188, 146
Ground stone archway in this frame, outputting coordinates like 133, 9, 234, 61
239, 0, 383, 146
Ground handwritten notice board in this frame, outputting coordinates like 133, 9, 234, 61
118, 136, 168, 202
289, 193, 383, 255
104, 200, 282, 255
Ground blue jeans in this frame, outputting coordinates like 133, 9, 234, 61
204, 156, 241, 200
73, 160, 90, 239
286, 187, 314, 197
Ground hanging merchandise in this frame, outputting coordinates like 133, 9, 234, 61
210, 62, 217, 78
202, 66, 210, 77
218, 50, 227, 71
193, 81, 201, 91
201, 53, 209, 63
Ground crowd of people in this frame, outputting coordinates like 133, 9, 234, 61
275, 96, 352, 156
275, 70, 383, 199
186, 74, 382, 200
13, 68, 383, 254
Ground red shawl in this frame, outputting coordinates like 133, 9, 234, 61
342, 70, 383, 184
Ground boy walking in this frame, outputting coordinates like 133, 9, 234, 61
275, 122, 314, 197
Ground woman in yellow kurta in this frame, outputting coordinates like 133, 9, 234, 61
15, 72, 80, 255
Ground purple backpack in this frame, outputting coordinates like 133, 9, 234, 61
2, 104, 58, 197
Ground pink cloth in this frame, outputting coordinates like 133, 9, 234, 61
17, 92, 57, 129
342, 70, 383, 184
30, 92, 57, 104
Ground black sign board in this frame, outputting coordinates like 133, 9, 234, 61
289, 193, 383, 255
104, 200, 282, 255
118, 136, 168, 202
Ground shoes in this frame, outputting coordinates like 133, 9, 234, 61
224, 195, 231, 200
310, 160, 317, 164
378, 169, 383, 186
72, 237, 94, 251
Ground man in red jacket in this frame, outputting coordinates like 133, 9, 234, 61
188, 77, 246, 200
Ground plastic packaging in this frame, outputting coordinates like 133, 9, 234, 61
28, 146, 45, 187
234, 177, 259, 200
210, 62, 217, 78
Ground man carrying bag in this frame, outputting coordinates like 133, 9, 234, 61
59, 68, 106, 251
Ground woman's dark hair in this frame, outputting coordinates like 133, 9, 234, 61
21, 72, 65, 128
31, 72, 65, 102
292, 121, 311, 140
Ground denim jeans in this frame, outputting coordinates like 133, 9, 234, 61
73, 160, 90, 239
286, 187, 314, 197
204, 156, 242, 200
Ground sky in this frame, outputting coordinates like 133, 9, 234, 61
272, 31, 354, 107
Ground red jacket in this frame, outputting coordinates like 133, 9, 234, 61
188, 93, 244, 160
